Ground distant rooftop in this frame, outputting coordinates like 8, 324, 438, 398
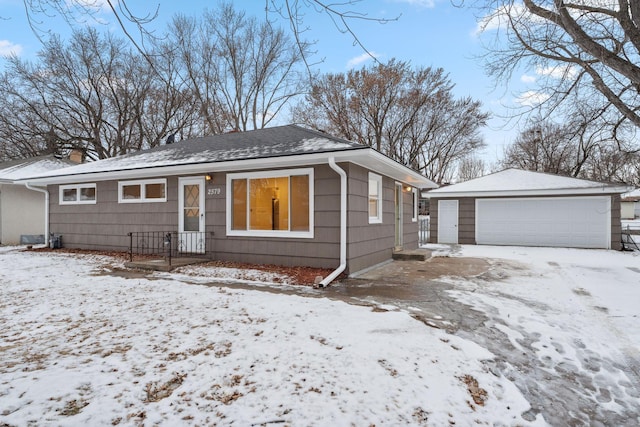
0, 155, 75, 183
425, 168, 630, 197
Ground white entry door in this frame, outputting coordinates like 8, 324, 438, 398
438, 200, 458, 244
178, 177, 205, 253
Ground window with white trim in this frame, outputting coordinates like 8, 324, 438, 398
412, 188, 418, 222
59, 183, 96, 205
368, 172, 383, 223
118, 179, 167, 203
226, 168, 314, 238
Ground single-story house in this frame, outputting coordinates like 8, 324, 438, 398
21, 125, 436, 284
621, 189, 640, 220
424, 168, 631, 250
0, 155, 75, 245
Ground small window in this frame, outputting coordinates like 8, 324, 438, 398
368, 172, 383, 224
118, 179, 167, 203
59, 184, 97, 205
412, 188, 418, 222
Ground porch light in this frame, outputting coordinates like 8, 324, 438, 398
205, 173, 213, 181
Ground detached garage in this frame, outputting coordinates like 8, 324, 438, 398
426, 169, 631, 250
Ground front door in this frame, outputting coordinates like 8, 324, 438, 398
395, 183, 403, 249
438, 200, 458, 244
178, 177, 205, 253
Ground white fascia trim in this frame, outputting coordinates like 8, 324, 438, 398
344, 149, 437, 188
20, 148, 436, 188
426, 187, 631, 198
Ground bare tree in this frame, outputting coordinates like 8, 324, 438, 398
17, 1, 395, 76
475, 0, 640, 148
500, 116, 639, 184
500, 120, 577, 175
0, 28, 191, 160
164, 3, 308, 133
457, 155, 486, 182
293, 59, 489, 182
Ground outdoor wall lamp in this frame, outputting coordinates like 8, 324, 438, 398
205, 173, 213, 181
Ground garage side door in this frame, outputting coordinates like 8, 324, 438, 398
476, 197, 610, 249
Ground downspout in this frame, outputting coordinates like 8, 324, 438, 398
25, 182, 49, 247
320, 157, 347, 287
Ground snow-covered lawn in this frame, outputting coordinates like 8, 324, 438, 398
0, 247, 534, 426
1, 244, 639, 426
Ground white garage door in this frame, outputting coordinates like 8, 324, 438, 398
476, 197, 610, 249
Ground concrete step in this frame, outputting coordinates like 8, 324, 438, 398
392, 249, 431, 261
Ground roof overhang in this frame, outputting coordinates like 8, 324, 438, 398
423, 186, 633, 198
19, 148, 437, 189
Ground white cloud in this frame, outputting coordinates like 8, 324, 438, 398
516, 90, 550, 107
535, 65, 578, 79
0, 40, 23, 56
346, 52, 381, 69
474, 3, 526, 36
521, 74, 536, 83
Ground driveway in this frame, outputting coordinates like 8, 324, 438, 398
322, 247, 640, 426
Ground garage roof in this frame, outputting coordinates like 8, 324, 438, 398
424, 168, 631, 198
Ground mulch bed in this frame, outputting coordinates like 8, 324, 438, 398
26, 247, 337, 286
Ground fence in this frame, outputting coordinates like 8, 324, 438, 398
128, 231, 213, 265
418, 217, 430, 246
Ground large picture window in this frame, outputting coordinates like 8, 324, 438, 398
226, 168, 314, 238
368, 172, 383, 223
59, 183, 96, 205
118, 179, 167, 203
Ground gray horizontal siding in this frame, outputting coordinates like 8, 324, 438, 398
48, 162, 422, 271
430, 194, 621, 249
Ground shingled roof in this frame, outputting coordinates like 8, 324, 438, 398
20, 125, 436, 188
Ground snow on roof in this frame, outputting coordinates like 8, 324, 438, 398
24, 125, 366, 180
622, 188, 640, 201
426, 168, 629, 197
0, 156, 75, 182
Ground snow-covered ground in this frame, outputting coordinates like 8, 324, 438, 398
435, 244, 640, 425
1, 244, 639, 426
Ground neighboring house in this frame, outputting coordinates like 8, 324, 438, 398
0, 155, 75, 245
424, 169, 631, 250
621, 189, 640, 220
22, 125, 436, 282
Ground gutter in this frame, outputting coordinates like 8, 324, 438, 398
25, 182, 49, 246
320, 157, 347, 287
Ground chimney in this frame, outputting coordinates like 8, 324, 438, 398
69, 149, 84, 164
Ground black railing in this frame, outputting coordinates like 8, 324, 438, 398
128, 231, 213, 265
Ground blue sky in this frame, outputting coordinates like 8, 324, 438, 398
0, 0, 531, 164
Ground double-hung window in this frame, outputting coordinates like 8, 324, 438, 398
118, 179, 167, 203
59, 183, 96, 205
368, 172, 383, 223
227, 168, 314, 238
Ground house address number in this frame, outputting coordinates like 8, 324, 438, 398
207, 187, 222, 196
